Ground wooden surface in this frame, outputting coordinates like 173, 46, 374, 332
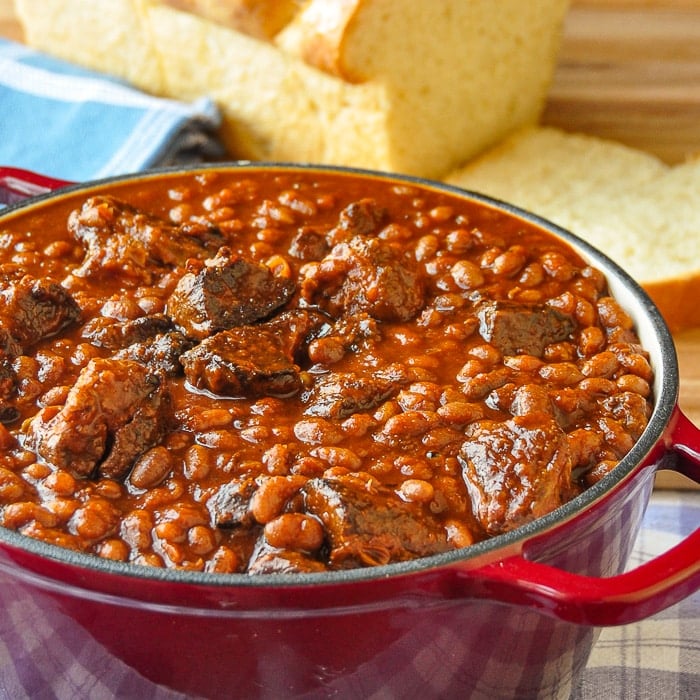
1, 0, 699, 486
544, 1, 700, 164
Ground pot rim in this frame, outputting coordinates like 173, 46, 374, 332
0, 161, 680, 590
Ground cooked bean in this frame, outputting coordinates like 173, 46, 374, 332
468, 344, 502, 366
188, 525, 217, 555
459, 369, 510, 401
456, 359, 488, 380
262, 443, 293, 475
581, 351, 620, 379
429, 205, 454, 223
294, 418, 344, 445
264, 513, 324, 551
398, 479, 435, 504
95, 479, 124, 500
518, 262, 545, 287
407, 353, 442, 371
160, 541, 190, 566
279, 189, 317, 216
129, 447, 174, 490
239, 426, 272, 445
598, 417, 635, 457
45, 497, 80, 523
541, 251, 575, 281
415, 234, 439, 261
543, 342, 577, 363
168, 203, 193, 224
308, 337, 346, 364
250, 475, 307, 524
291, 455, 326, 477
159, 503, 209, 530
437, 401, 484, 425
395, 455, 433, 480
585, 460, 618, 486
2, 502, 58, 529
206, 546, 240, 574
578, 377, 617, 396
616, 374, 651, 397
503, 355, 544, 373
310, 446, 362, 470
445, 228, 475, 254
43, 469, 77, 497
539, 363, 584, 386
617, 351, 654, 382
381, 410, 435, 438
101, 297, 142, 321
188, 409, 233, 432
445, 519, 475, 548
450, 260, 484, 289
183, 444, 213, 481
341, 413, 377, 438
547, 291, 577, 316
72, 500, 120, 540
134, 553, 165, 568
397, 389, 438, 412
597, 297, 634, 330
23, 462, 52, 481
121, 510, 155, 550
97, 538, 130, 562
491, 245, 527, 277
0, 468, 25, 502
578, 326, 606, 356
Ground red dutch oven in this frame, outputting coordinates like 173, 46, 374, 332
0, 164, 698, 700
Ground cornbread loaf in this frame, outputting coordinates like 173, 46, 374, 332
14, 0, 570, 178
445, 126, 700, 331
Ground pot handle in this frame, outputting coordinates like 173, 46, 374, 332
461, 407, 700, 627
0, 166, 72, 205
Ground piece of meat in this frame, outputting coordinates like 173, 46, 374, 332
302, 473, 451, 569
599, 391, 651, 441
0, 275, 80, 354
181, 326, 301, 399
68, 195, 224, 283
247, 545, 328, 575
303, 364, 409, 419
326, 311, 381, 351
264, 309, 331, 363
207, 478, 258, 528
326, 198, 387, 244
82, 313, 174, 351
31, 358, 171, 480
0, 328, 21, 358
300, 235, 425, 322
115, 331, 195, 377
288, 226, 330, 260
167, 248, 295, 340
476, 300, 574, 357
458, 412, 573, 535
0, 351, 18, 423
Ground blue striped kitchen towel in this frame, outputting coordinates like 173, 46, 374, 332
0, 38, 224, 182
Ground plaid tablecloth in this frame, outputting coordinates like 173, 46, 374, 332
572, 490, 700, 700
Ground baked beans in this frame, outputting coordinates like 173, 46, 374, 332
0, 169, 653, 574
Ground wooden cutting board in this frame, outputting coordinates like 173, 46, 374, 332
1, 0, 699, 487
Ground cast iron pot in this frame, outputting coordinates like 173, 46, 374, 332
0, 164, 698, 700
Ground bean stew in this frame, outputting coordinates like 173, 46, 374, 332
0, 168, 653, 574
